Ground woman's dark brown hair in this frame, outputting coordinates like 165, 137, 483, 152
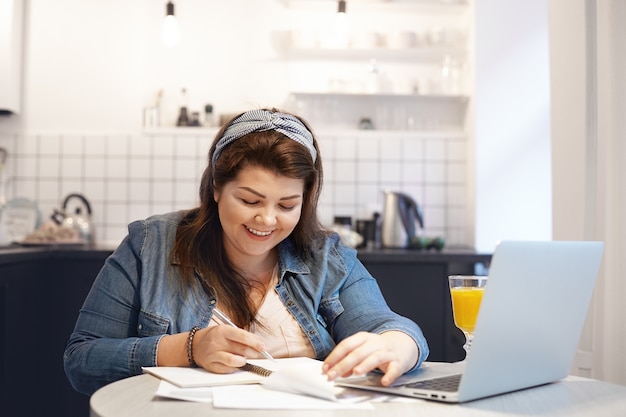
171, 109, 325, 328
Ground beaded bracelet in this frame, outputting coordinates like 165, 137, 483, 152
187, 326, 200, 367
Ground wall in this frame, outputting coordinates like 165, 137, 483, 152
473, 0, 553, 251
14, 0, 291, 131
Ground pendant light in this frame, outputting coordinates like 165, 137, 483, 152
337, 0, 347, 14
334, 0, 349, 47
161, 1, 180, 47
335, 0, 348, 30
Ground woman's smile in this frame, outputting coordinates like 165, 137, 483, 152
245, 225, 274, 237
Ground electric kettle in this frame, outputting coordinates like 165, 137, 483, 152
381, 191, 424, 248
51, 193, 95, 245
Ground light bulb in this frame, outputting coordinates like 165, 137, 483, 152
161, 2, 180, 47
334, 0, 349, 47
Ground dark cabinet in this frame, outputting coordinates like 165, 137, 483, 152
358, 249, 491, 363
0, 248, 112, 417
0, 260, 53, 417
50, 256, 109, 417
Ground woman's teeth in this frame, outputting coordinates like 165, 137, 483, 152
246, 226, 272, 236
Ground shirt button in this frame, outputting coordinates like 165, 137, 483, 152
287, 301, 295, 306
308, 330, 315, 335
138, 324, 143, 330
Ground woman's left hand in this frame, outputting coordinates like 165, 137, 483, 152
321, 331, 418, 386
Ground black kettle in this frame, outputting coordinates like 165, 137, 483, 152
51, 193, 95, 244
381, 191, 424, 248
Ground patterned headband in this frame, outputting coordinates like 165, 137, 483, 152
211, 109, 317, 165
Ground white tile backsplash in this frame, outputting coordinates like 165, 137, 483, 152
334, 137, 357, 160
107, 136, 129, 156
129, 134, 152, 157
402, 138, 424, 160
380, 139, 402, 160
152, 158, 175, 180
356, 161, 379, 182
0, 130, 469, 246
402, 161, 424, 183
334, 161, 356, 182
447, 139, 467, 161
107, 180, 128, 201
380, 162, 402, 183
61, 135, 84, 156
334, 183, 358, 206
61, 156, 83, 178
425, 139, 446, 160
39, 156, 60, 177
153, 136, 175, 157
127, 158, 150, 180
39, 135, 60, 155
84, 157, 105, 178
424, 161, 446, 183
356, 137, 379, 159
84, 136, 106, 156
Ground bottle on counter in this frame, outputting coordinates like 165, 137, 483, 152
356, 218, 377, 249
372, 212, 382, 249
176, 87, 190, 126
176, 107, 189, 126
189, 112, 201, 126
204, 104, 215, 127
142, 89, 162, 128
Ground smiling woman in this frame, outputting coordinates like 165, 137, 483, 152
63, 108, 429, 396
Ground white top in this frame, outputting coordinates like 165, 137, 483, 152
209, 283, 316, 359
251, 288, 316, 359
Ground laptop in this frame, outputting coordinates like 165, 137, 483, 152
337, 240, 604, 403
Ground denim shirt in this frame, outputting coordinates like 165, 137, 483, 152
64, 211, 429, 395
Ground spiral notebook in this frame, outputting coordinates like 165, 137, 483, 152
143, 357, 340, 401
143, 362, 269, 387
337, 240, 605, 403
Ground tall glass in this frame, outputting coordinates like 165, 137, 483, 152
448, 275, 488, 357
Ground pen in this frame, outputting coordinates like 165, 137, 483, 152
212, 307, 275, 362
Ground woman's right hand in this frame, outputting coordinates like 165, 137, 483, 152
191, 326, 269, 373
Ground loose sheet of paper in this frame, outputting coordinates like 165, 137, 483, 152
211, 384, 375, 410
155, 380, 213, 403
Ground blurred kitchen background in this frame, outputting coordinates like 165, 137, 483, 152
0, 0, 478, 248
0, 0, 554, 252
0, 0, 625, 387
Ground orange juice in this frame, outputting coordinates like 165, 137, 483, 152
450, 287, 485, 333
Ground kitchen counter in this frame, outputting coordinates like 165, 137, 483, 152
0, 243, 490, 266
357, 246, 491, 265
0, 243, 116, 265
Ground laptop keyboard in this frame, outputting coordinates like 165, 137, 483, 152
405, 374, 462, 392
